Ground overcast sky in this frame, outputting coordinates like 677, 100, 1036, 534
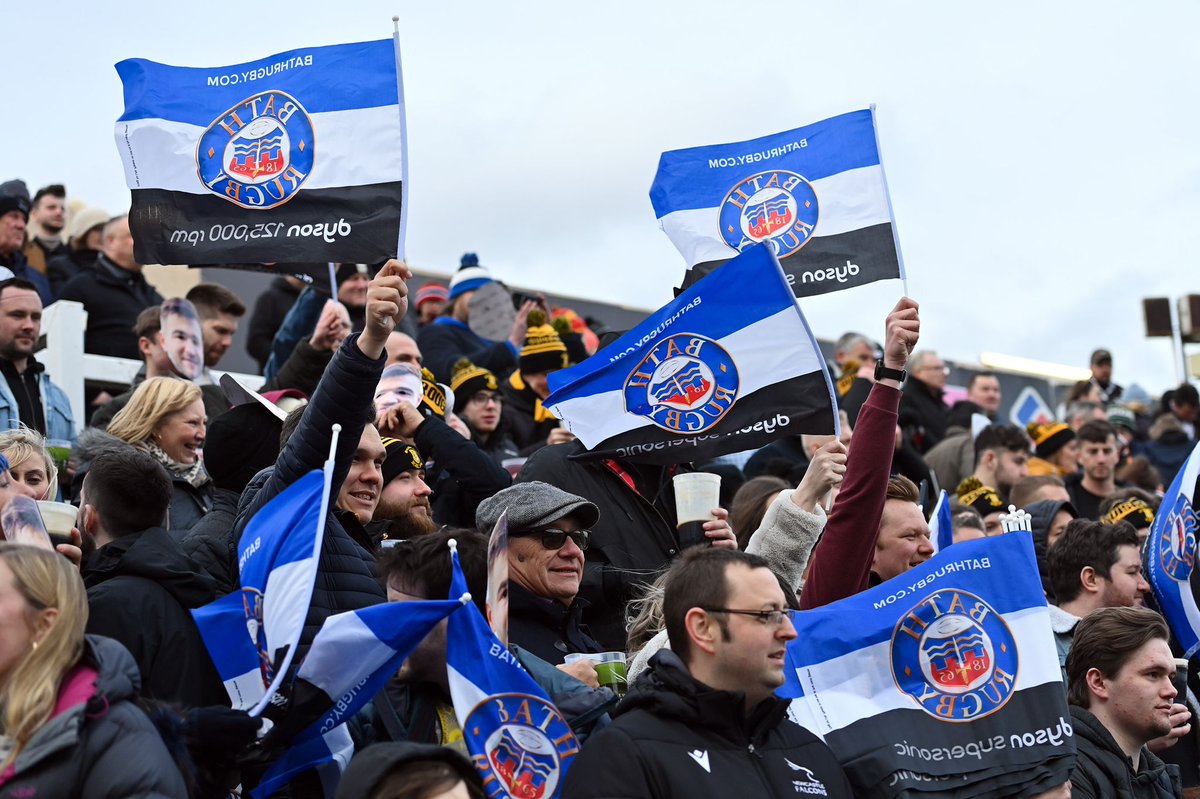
8, 1, 1198, 396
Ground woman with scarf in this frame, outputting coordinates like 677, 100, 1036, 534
74, 377, 213, 535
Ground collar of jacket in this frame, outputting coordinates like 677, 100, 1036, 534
509, 579, 589, 628
507, 370, 558, 423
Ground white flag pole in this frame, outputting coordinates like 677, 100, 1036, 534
870, 104, 908, 298
392, 16, 410, 262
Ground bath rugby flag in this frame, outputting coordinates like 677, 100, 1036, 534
1145, 441, 1200, 657
781, 534, 1075, 798
650, 108, 903, 297
115, 38, 406, 265
445, 543, 580, 799
192, 465, 331, 714
544, 243, 838, 465
928, 490, 954, 553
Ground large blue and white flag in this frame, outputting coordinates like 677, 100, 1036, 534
927, 490, 954, 553
115, 37, 407, 265
650, 108, 904, 297
544, 243, 838, 464
445, 543, 580, 799
782, 534, 1074, 798
192, 465, 331, 713
1145, 441, 1200, 657
253, 596, 466, 798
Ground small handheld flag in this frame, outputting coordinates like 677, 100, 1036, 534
927, 490, 954, 553
1145, 440, 1200, 657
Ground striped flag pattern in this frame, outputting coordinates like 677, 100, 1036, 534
544, 243, 838, 465
1145, 440, 1200, 656
928, 490, 954, 553
114, 38, 405, 264
650, 108, 903, 297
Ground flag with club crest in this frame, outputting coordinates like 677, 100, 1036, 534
1145, 440, 1200, 656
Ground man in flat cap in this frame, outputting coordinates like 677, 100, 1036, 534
477, 481, 605, 665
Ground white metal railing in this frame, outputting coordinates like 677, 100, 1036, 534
41, 300, 264, 434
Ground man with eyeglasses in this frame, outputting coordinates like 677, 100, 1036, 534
899, 349, 949, 454
476, 481, 605, 667
564, 547, 854, 798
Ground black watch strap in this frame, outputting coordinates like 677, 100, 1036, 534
874, 362, 907, 383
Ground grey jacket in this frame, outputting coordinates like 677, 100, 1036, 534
0, 635, 187, 798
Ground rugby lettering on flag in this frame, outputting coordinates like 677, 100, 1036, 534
252, 596, 466, 798
544, 243, 838, 465
445, 541, 580, 799
192, 464, 331, 713
1145, 440, 1200, 657
114, 37, 407, 264
649, 108, 904, 297
781, 534, 1075, 798
927, 490, 954, 553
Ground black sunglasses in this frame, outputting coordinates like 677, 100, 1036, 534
517, 527, 591, 551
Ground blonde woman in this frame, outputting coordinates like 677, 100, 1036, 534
0, 543, 186, 796
0, 428, 59, 502
74, 377, 213, 534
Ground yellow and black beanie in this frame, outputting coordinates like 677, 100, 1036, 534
1027, 421, 1076, 459
419, 367, 446, 419
380, 437, 424, 485
956, 477, 1004, 516
1103, 497, 1155, 529
520, 310, 568, 375
450, 358, 499, 413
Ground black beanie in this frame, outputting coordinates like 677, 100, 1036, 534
203, 404, 283, 494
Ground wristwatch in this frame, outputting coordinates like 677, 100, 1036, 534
874, 362, 907, 383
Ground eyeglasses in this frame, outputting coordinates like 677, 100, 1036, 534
702, 608, 794, 627
517, 527, 591, 551
468, 392, 502, 406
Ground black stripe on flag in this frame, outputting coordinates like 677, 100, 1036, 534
129, 182, 402, 265
681, 222, 900, 298
822, 680, 1075, 795
569, 370, 835, 465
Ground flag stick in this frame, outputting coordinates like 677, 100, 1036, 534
392, 16, 410, 262
327, 262, 337, 299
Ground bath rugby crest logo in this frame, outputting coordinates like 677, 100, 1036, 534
718, 170, 819, 258
891, 589, 1018, 722
623, 334, 739, 434
240, 587, 273, 687
196, 90, 315, 210
464, 694, 578, 799
1157, 494, 1197, 582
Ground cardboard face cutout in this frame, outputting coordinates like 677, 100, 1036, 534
159, 298, 204, 380
486, 510, 509, 646
374, 364, 423, 415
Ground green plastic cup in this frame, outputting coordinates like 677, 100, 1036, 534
565, 651, 628, 696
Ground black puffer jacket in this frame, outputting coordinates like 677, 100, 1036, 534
230, 334, 386, 656
181, 485, 240, 596
1069, 705, 1181, 799
563, 650, 854, 798
83, 527, 227, 709
517, 441, 685, 650
0, 636, 188, 798
414, 415, 512, 528
508, 580, 602, 665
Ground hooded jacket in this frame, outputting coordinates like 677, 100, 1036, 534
72, 428, 213, 535
1069, 704, 1181, 799
0, 635, 188, 798
1027, 498, 1078, 601
563, 650, 853, 799
83, 527, 227, 709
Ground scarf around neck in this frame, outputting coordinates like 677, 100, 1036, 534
143, 439, 211, 489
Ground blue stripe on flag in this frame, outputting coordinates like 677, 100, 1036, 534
239, 469, 324, 585
117, 39, 398, 124
783, 533, 1046, 671
253, 724, 353, 799
191, 590, 259, 683
928, 490, 954, 553
1145, 441, 1200, 657
649, 109, 879, 216
546, 243, 793, 400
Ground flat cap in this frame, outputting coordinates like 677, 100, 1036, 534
476, 481, 599, 533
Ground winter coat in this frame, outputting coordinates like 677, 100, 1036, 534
517, 441, 685, 650
1049, 604, 1080, 680
508, 580, 603, 665
181, 485, 240, 596
800, 383, 901, 609
742, 436, 810, 481
562, 650, 854, 799
0, 248, 52, 306
0, 635, 188, 798
1069, 705, 1181, 798
0, 356, 75, 444
418, 317, 517, 384
923, 424, 975, 495
72, 428, 214, 535
83, 527, 227, 709
1027, 498, 1077, 600
414, 415, 512, 529
57, 255, 163, 359
260, 337, 332, 398
500, 370, 560, 455
1141, 431, 1196, 489
46, 247, 98, 299
899, 377, 948, 453
471, 427, 521, 469
231, 334, 386, 657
